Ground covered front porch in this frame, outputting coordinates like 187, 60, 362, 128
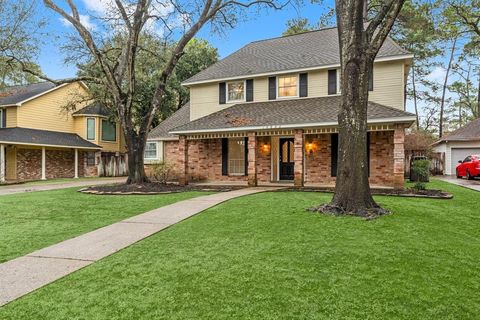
174, 124, 407, 189
0, 127, 101, 182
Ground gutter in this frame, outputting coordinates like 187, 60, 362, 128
170, 116, 417, 135
0, 140, 101, 150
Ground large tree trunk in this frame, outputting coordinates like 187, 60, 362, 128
125, 133, 149, 184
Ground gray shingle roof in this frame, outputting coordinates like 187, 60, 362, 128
183, 28, 410, 85
0, 82, 56, 106
170, 96, 415, 134
148, 103, 190, 140
73, 102, 112, 117
0, 127, 101, 149
435, 118, 480, 143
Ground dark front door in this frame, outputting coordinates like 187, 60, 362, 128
279, 138, 294, 180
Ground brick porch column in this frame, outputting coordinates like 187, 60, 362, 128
393, 125, 405, 190
294, 129, 305, 187
178, 135, 189, 186
247, 132, 257, 187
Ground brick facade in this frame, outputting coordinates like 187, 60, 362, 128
152, 129, 402, 187
16, 148, 92, 181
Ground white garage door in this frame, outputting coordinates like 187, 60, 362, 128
451, 148, 480, 175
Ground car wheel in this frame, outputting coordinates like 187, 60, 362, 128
467, 170, 474, 180
456, 169, 462, 179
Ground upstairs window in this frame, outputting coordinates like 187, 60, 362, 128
144, 142, 158, 159
227, 81, 245, 102
0, 109, 4, 128
278, 75, 297, 97
101, 120, 116, 142
86, 118, 95, 140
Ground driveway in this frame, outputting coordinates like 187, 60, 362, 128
0, 177, 126, 196
436, 175, 480, 192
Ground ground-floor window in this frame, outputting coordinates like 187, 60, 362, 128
86, 152, 96, 166
144, 142, 158, 160
228, 138, 245, 175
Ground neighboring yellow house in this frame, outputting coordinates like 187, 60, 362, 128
0, 81, 126, 182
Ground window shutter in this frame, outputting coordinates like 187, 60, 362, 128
1, 109, 6, 128
268, 76, 276, 100
299, 73, 308, 97
219, 82, 226, 104
221, 138, 228, 176
367, 132, 371, 176
246, 79, 254, 102
244, 137, 248, 176
331, 133, 338, 177
368, 69, 374, 91
328, 70, 337, 95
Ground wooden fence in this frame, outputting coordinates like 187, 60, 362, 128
405, 150, 445, 177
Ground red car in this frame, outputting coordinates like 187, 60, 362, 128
456, 155, 480, 180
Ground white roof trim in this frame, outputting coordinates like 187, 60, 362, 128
182, 54, 414, 86
169, 116, 416, 135
0, 140, 101, 150
147, 137, 179, 141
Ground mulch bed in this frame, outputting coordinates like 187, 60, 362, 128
277, 187, 453, 199
79, 183, 245, 195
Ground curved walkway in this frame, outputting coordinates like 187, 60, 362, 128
0, 187, 280, 306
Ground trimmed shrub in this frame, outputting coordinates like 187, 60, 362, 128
150, 161, 174, 184
411, 159, 430, 182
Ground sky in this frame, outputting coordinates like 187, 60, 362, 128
37, 0, 334, 80
33, 0, 467, 119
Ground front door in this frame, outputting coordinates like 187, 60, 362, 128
279, 138, 294, 180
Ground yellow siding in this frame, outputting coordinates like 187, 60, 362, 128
16, 82, 90, 132
188, 59, 408, 121
6, 107, 17, 127
5, 147, 16, 180
73, 116, 86, 137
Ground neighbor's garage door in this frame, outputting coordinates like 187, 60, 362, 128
451, 148, 480, 175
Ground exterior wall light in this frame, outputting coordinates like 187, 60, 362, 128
261, 143, 270, 153
306, 142, 315, 155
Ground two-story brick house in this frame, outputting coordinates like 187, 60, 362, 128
147, 28, 416, 188
0, 81, 126, 182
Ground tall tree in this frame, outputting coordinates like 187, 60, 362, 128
0, 0, 43, 88
282, 18, 315, 36
28, 0, 285, 184
323, 0, 406, 216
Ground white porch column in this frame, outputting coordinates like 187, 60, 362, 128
74, 148, 79, 179
0, 144, 5, 183
41, 147, 46, 180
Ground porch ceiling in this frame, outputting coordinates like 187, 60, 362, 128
0, 127, 101, 150
170, 96, 415, 135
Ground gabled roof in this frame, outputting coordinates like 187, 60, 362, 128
148, 103, 190, 140
0, 82, 57, 106
170, 96, 415, 134
434, 118, 480, 144
73, 102, 112, 117
0, 127, 101, 149
183, 27, 411, 85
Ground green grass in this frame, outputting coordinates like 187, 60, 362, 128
1, 179, 479, 319
0, 188, 211, 263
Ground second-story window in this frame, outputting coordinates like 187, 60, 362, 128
86, 118, 95, 140
101, 120, 117, 142
227, 81, 245, 102
0, 109, 4, 128
278, 75, 298, 98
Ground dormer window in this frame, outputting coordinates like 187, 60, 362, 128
227, 81, 245, 102
278, 75, 298, 98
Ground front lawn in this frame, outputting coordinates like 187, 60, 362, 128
0, 188, 211, 263
1, 179, 479, 319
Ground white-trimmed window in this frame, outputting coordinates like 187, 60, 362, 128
86, 118, 95, 140
101, 120, 117, 142
337, 68, 342, 94
228, 138, 245, 175
277, 75, 298, 97
0, 109, 4, 128
144, 142, 158, 159
227, 81, 245, 102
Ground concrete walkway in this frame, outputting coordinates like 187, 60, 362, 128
0, 187, 278, 306
436, 176, 480, 192
0, 177, 126, 196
